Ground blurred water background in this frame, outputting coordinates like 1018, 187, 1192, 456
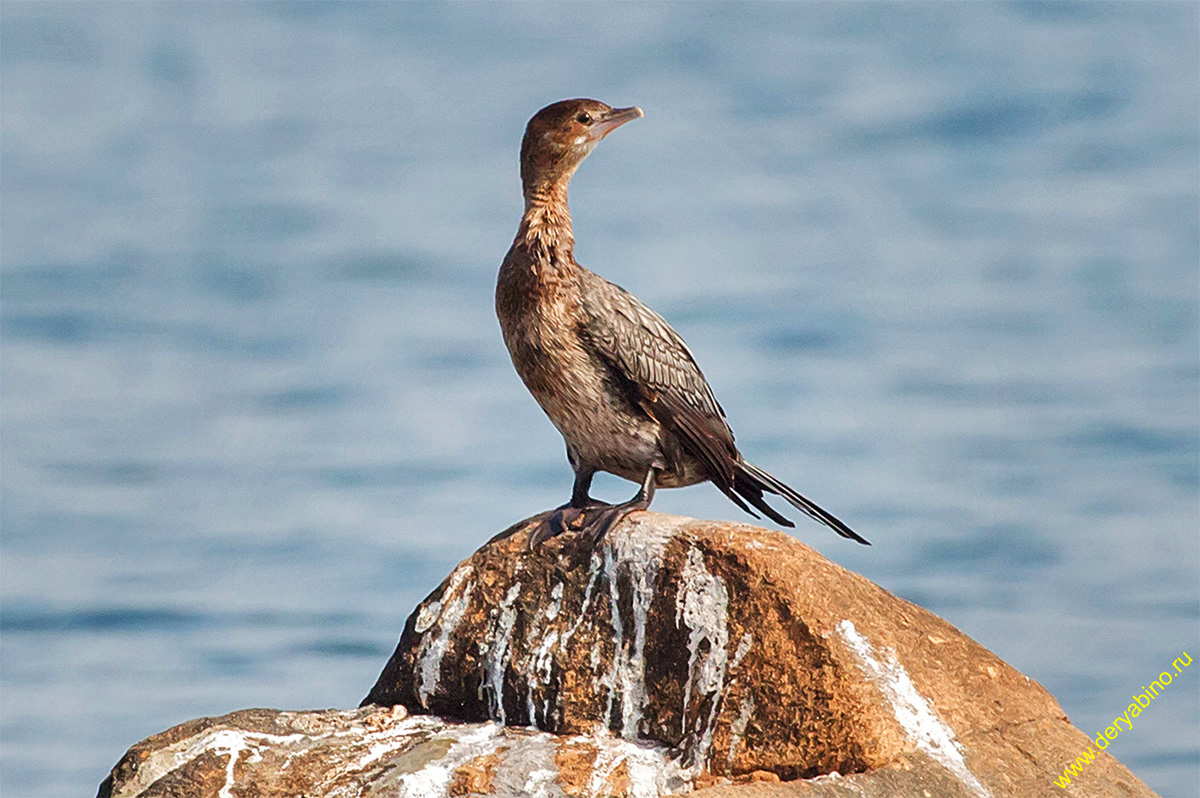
1, 2, 1197, 795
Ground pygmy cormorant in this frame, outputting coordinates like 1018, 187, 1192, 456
496, 99, 868, 548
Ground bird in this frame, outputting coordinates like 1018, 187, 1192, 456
495, 99, 868, 548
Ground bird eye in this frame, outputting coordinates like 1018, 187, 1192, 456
576, 112, 593, 125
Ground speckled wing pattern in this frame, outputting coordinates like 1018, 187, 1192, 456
577, 270, 869, 544
578, 271, 741, 489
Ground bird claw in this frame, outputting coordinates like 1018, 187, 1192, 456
530, 501, 643, 552
527, 506, 585, 550
526, 502, 634, 551
570, 505, 629, 549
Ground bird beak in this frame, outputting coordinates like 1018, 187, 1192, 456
592, 106, 643, 140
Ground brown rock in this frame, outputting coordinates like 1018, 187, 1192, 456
363, 512, 1158, 797
449, 750, 501, 796
749, 770, 782, 783
98, 704, 691, 797
99, 512, 1158, 797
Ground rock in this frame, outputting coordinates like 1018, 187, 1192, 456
97, 704, 692, 797
363, 512, 1158, 798
100, 512, 1158, 797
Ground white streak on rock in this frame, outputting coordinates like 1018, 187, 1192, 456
582, 730, 691, 798
108, 727, 306, 798
416, 565, 475, 708
210, 730, 249, 798
522, 767, 558, 797
563, 551, 604, 646
837, 620, 991, 798
603, 516, 678, 739
584, 733, 624, 796
730, 632, 753, 670
546, 581, 564, 620
112, 712, 695, 798
604, 546, 625, 730
521, 583, 563, 726
335, 715, 443, 776
675, 546, 730, 767
482, 582, 523, 724
726, 693, 755, 770
414, 599, 440, 634
489, 728, 558, 796
527, 625, 560, 726
390, 721, 504, 798
624, 743, 688, 798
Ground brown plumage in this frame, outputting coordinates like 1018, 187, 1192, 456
496, 98, 868, 547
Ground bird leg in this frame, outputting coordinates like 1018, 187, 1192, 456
528, 467, 656, 549
565, 467, 610, 511
572, 467, 657, 549
528, 467, 608, 548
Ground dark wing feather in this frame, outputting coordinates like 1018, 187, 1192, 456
577, 270, 869, 545
578, 271, 738, 489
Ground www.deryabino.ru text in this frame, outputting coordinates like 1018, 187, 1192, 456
1055, 651, 1192, 789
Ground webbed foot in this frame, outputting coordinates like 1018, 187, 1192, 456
526, 503, 606, 549
569, 500, 647, 549
526, 467, 657, 551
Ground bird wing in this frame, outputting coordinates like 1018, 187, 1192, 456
578, 271, 739, 489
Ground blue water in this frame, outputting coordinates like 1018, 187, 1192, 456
1, 2, 1196, 795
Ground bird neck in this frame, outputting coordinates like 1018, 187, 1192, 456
519, 180, 576, 268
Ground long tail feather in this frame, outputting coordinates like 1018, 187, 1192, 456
713, 481, 762, 521
733, 460, 870, 545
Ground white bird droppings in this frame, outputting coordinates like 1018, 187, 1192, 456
675, 546, 730, 767
482, 582, 523, 724
836, 620, 991, 798
388, 721, 504, 798
107, 727, 306, 798
209, 729, 251, 798
727, 692, 756, 770
416, 565, 476, 708
604, 516, 679, 739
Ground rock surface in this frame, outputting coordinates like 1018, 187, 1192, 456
97, 704, 691, 798
100, 512, 1158, 797
364, 512, 1157, 798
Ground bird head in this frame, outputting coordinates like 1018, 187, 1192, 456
520, 99, 643, 199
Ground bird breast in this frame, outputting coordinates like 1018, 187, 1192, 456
497, 259, 670, 482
